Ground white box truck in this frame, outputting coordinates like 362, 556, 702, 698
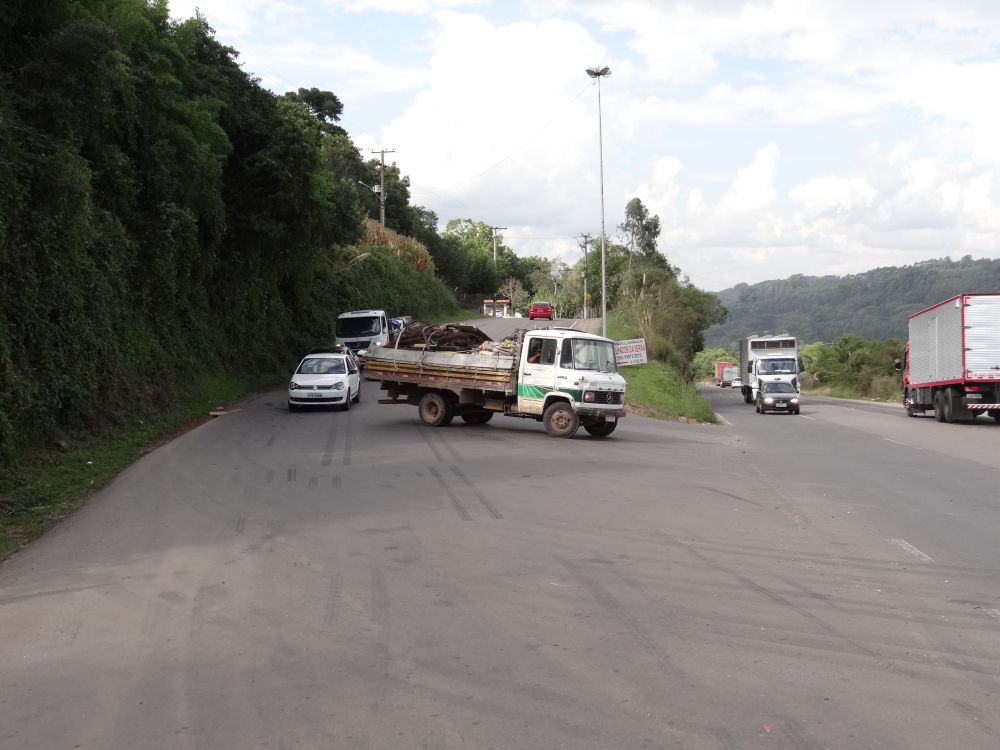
335, 309, 391, 366
738, 335, 799, 404
900, 293, 1000, 423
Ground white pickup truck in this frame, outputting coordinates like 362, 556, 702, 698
364, 326, 627, 437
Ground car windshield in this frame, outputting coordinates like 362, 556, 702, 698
763, 382, 796, 394
297, 357, 346, 375
759, 358, 796, 374
564, 339, 617, 373
336, 316, 380, 337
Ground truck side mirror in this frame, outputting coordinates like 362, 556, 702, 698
893, 358, 901, 371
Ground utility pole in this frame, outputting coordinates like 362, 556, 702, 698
490, 226, 507, 264
578, 233, 591, 319
370, 148, 395, 225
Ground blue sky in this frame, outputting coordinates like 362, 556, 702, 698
168, 0, 1000, 291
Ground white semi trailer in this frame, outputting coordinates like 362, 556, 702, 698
900, 293, 1000, 423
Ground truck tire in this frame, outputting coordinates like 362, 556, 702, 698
933, 391, 945, 422
904, 391, 918, 417
583, 419, 616, 437
418, 392, 454, 427
943, 389, 957, 423
543, 402, 579, 438
743, 387, 753, 404
461, 410, 494, 424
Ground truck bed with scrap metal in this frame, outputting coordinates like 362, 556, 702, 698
364, 344, 520, 396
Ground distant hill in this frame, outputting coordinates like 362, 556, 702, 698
705, 256, 1000, 347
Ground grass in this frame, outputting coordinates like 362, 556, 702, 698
800, 373, 900, 403
606, 313, 717, 424
0, 372, 281, 564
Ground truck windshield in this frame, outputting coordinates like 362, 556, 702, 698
563, 339, 617, 373
336, 317, 380, 337
759, 358, 796, 374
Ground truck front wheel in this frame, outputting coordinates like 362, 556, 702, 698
583, 419, 616, 437
933, 391, 946, 422
543, 402, 579, 438
419, 392, 455, 427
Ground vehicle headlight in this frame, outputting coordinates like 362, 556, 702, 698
790, 397, 799, 404
332, 381, 345, 390
290, 381, 300, 390
583, 391, 596, 402
764, 397, 774, 404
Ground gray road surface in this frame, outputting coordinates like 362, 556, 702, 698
2, 336, 999, 749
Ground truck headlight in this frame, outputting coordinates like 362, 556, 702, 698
583, 391, 595, 402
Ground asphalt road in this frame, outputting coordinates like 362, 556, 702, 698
2, 331, 999, 749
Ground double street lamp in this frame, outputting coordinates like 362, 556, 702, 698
585, 65, 611, 338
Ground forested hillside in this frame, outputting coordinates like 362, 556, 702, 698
705, 257, 1000, 346
1, 0, 725, 466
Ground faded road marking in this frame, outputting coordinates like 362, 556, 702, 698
889, 538, 934, 562
986, 609, 1000, 623
881, 437, 909, 446
800, 415, 817, 421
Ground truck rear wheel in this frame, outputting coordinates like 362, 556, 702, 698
583, 419, 616, 437
460, 409, 494, 424
933, 391, 945, 422
543, 402, 579, 438
942, 389, 956, 423
419, 392, 455, 427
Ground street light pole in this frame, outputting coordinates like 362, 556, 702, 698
578, 233, 591, 319
490, 225, 507, 265
586, 65, 611, 338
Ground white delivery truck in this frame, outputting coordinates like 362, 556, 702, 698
899, 293, 1000, 423
738, 335, 800, 404
335, 309, 391, 366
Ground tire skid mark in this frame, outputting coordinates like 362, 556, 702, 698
322, 423, 337, 467
265, 469, 274, 483
323, 572, 343, 629
667, 535, 919, 679
370, 568, 391, 710
767, 715, 826, 750
950, 698, 1000, 743
332, 475, 342, 490
696, 485, 763, 508
429, 466, 471, 521
555, 555, 672, 667
235, 516, 246, 534
342, 415, 353, 466
307, 476, 317, 490
450, 465, 502, 519
416, 425, 445, 461
287, 468, 296, 482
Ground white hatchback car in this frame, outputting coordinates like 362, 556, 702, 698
288, 351, 361, 412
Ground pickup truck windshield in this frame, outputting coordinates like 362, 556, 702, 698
562, 339, 617, 373
758, 358, 796, 374
336, 317, 380, 337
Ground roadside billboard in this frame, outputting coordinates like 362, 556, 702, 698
614, 338, 647, 366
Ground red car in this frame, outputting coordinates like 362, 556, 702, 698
529, 301, 553, 320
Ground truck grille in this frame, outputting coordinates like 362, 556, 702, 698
594, 391, 623, 405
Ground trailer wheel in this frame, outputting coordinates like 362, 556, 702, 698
933, 391, 945, 422
419, 392, 454, 427
583, 419, 617, 437
942, 390, 956, 423
461, 409, 494, 425
543, 402, 579, 438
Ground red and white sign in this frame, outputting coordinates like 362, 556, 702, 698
614, 338, 647, 366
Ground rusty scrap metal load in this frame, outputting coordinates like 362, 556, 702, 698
391, 322, 493, 351
369, 323, 520, 393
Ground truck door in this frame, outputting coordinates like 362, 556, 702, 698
518, 336, 558, 415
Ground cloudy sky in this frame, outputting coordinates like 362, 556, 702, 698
167, 0, 1000, 291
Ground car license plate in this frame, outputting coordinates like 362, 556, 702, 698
776, 401, 787, 407
308, 392, 324, 398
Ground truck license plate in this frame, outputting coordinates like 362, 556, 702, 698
966, 393, 982, 399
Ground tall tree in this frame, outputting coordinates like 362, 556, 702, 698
619, 197, 670, 273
